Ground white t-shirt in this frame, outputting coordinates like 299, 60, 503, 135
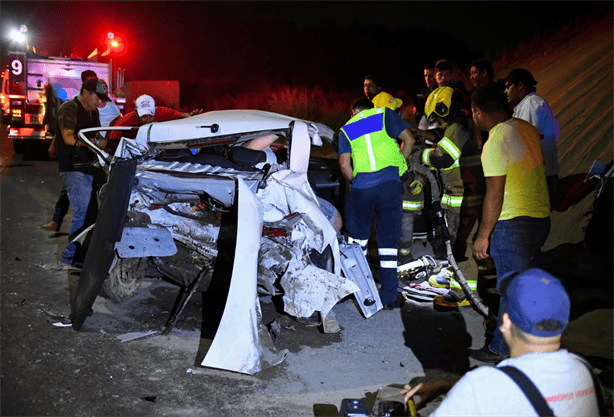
513, 93, 559, 177
98, 101, 122, 127
432, 350, 599, 417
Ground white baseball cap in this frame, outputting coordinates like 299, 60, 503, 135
135, 94, 156, 117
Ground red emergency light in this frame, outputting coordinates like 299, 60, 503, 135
103, 32, 126, 56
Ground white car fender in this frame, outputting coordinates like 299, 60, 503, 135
200, 177, 288, 375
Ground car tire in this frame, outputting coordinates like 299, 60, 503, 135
102, 257, 149, 300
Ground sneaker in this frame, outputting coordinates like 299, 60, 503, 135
384, 293, 406, 310
468, 345, 509, 363
433, 287, 472, 307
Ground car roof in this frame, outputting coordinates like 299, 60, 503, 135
147, 109, 301, 144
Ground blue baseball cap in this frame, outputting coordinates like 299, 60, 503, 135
498, 268, 570, 338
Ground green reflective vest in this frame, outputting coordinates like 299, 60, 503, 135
341, 108, 408, 177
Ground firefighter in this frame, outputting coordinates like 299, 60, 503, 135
398, 168, 427, 265
407, 87, 483, 261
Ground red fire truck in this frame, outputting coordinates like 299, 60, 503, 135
1, 51, 112, 153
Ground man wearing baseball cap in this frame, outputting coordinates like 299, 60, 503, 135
133, 94, 157, 123
403, 268, 603, 416
54, 78, 111, 267
107, 94, 202, 144
504, 68, 560, 200
84, 78, 111, 101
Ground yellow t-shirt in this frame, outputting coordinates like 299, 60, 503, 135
372, 91, 403, 110
482, 118, 550, 220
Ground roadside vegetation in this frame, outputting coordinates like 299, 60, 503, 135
207, 84, 354, 134
202, 14, 609, 133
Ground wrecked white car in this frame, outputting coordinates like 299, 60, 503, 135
69, 110, 382, 375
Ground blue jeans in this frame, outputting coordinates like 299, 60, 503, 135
59, 172, 93, 259
345, 180, 403, 305
488, 216, 550, 355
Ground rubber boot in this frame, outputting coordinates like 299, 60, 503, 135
398, 211, 415, 265
431, 228, 447, 259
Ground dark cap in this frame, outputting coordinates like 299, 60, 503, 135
502, 68, 537, 89
83, 79, 111, 101
498, 268, 570, 338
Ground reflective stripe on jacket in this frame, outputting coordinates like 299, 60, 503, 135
420, 118, 482, 210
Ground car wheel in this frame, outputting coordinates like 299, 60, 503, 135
102, 257, 149, 300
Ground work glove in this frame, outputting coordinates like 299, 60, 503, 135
409, 177, 424, 195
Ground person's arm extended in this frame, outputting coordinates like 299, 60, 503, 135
60, 127, 84, 146
245, 134, 278, 150
398, 128, 416, 160
402, 378, 460, 410
182, 109, 204, 118
416, 128, 443, 143
473, 175, 505, 260
338, 153, 353, 183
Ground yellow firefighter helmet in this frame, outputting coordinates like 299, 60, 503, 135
425, 86, 461, 124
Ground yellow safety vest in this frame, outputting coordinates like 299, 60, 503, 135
341, 108, 408, 177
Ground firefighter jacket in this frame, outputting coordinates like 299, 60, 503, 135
416, 116, 481, 211
340, 107, 408, 178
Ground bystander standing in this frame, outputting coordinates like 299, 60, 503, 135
55, 78, 110, 267
469, 84, 550, 362
503, 68, 560, 199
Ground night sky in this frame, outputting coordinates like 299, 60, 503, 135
1, 1, 611, 99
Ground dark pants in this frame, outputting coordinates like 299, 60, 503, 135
452, 204, 482, 261
345, 180, 403, 305
52, 187, 70, 227
488, 216, 550, 355
547, 175, 558, 202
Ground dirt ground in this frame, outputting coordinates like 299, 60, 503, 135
0, 147, 486, 416
1, 142, 611, 417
